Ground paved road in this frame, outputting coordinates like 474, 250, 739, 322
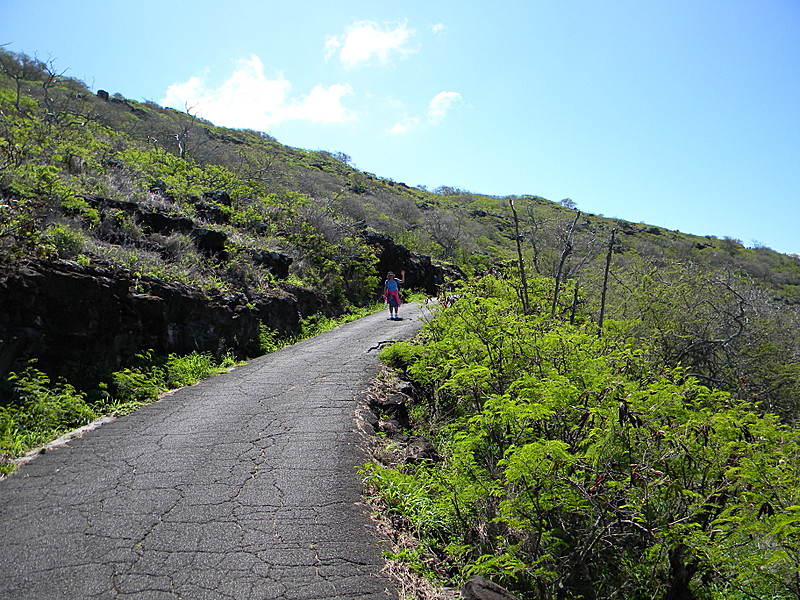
0, 303, 428, 600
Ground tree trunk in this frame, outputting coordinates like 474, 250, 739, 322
509, 199, 530, 314
598, 229, 616, 336
551, 211, 580, 317
665, 545, 698, 600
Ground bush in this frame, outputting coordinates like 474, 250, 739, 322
378, 341, 425, 370
369, 276, 800, 599
165, 351, 235, 388
1, 366, 98, 472
43, 222, 85, 258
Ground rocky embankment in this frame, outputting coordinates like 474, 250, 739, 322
0, 230, 459, 386
0, 258, 307, 385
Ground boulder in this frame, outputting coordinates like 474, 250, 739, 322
462, 576, 521, 600
249, 250, 293, 279
371, 391, 410, 428
193, 202, 230, 224
203, 190, 232, 206
191, 228, 228, 258
403, 435, 439, 464
137, 211, 194, 235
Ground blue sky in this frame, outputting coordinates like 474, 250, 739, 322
4, 1, 799, 254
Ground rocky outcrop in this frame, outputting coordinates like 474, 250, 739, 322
87, 195, 234, 262
87, 197, 458, 295
362, 372, 440, 466
136, 211, 194, 235
0, 259, 320, 386
248, 249, 293, 279
0, 220, 456, 389
462, 576, 521, 600
362, 230, 462, 295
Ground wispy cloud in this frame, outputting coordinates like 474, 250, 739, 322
325, 20, 417, 68
161, 55, 355, 130
387, 116, 421, 135
428, 91, 462, 124
388, 91, 463, 134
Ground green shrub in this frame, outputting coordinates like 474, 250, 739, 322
60, 196, 99, 223
43, 223, 85, 258
259, 324, 290, 354
110, 366, 164, 404
165, 351, 235, 388
370, 276, 800, 599
1, 366, 98, 472
378, 341, 424, 370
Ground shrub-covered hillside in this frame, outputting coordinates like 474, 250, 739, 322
0, 50, 387, 305
373, 276, 800, 599
1, 47, 800, 421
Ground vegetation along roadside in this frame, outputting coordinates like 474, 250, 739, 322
365, 275, 800, 600
0, 303, 383, 477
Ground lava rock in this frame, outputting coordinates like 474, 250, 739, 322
462, 576, 521, 600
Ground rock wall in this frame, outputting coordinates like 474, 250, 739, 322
362, 230, 462, 295
0, 233, 458, 388
0, 259, 313, 385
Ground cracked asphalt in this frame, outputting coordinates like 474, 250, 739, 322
0, 303, 428, 600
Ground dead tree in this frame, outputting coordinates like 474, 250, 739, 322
551, 210, 581, 317
509, 198, 530, 314
598, 229, 617, 335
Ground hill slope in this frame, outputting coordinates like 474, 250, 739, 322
1, 48, 799, 420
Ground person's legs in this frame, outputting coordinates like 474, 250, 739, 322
387, 291, 399, 319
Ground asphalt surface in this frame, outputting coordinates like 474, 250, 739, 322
0, 303, 428, 600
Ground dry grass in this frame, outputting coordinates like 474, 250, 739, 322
366, 493, 459, 600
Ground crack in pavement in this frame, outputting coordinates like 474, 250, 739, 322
0, 303, 430, 599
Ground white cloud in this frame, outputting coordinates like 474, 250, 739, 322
286, 83, 355, 123
428, 91, 462, 124
323, 35, 342, 61
387, 116, 421, 135
326, 20, 416, 67
161, 55, 355, 130
387, 91, 463, 135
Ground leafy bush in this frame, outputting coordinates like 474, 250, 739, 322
368, 276, 800, 599
43, 222, 86, 258
110, 365, 164, 405
1, 365, 98, 473
0, 199, 41, 258
164, 351, 236, 388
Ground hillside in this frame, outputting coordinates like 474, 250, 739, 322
1, 47, 799, 420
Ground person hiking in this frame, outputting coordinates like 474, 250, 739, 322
384, 270, 405, 320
